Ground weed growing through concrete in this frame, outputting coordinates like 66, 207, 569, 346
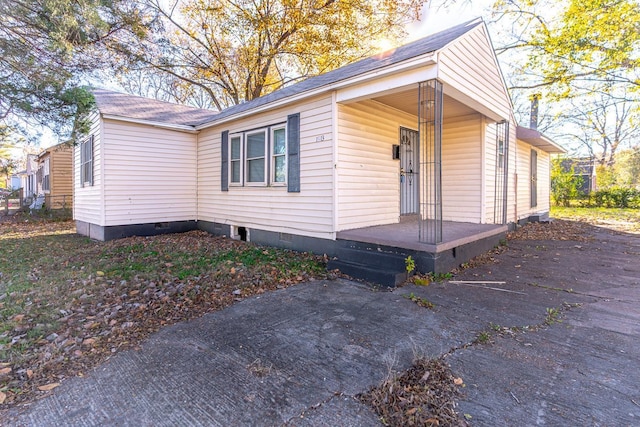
405, 293, 435, 309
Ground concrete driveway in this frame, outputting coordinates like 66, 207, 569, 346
7, 223, 640, 426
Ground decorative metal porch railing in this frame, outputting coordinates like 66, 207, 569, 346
494, 120, 510, 224
418, 80, 443, 244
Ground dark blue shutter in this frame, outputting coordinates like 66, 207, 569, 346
221, 130, 229, 191
287, 113, 300, 193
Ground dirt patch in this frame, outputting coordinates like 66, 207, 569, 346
358, 358, 469, 427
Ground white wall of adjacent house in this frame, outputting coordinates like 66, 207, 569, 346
73, 111, 103, 225
101, 119, 197, 226
197, 94, 335, 240
516, 140, 551, 220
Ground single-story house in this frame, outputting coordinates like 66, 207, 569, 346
37, 142, 73, 210
74, 19, 564, 285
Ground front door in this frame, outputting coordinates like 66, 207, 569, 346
400, 127, 419, 215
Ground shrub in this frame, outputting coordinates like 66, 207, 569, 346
588, 187, 640, 208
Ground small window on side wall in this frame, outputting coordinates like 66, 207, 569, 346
80, 135, 94, 187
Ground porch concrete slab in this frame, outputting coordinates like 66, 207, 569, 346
336, 219, 507, 252
7, 224, 640, 426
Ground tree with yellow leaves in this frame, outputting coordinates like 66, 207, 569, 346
116, 0, 426, 110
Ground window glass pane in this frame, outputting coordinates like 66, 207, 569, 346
231, 137, 241, 160
247, 159, 265, 182
231, 161, 240, 182
247, 132, 265, 158
274, 156, 285, 183
273, 128, 286, 155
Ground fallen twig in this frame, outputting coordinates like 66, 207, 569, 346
448, 282, 527, 295
450, 280, 507, 285
510, 391, 520, 404
632, 399, 640, 408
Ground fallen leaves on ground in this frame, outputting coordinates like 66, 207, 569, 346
508, 219, 593, 242
358, 358, 469, 427
0, 220, 327, 409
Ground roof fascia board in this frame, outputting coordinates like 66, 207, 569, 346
101, 114, 198, 134
336, 64, 437, 104
196, 53, 436, 130
443, 84, 504, 122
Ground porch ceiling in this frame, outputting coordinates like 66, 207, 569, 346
373, 88, 477, 119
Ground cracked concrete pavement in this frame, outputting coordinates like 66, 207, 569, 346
6, 223, 640, 426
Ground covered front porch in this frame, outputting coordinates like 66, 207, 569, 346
327, 218, 508, 287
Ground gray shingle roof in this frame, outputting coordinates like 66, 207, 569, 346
92, 89, 219, 126
93, 19, 482, 128
201, 18, 483, 126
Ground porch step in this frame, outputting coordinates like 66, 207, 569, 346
327, 245, 411, 287
327, 259, 408, 288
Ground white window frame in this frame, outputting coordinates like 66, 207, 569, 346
270, 126, 287, 186
244, 129, 268, 186
229, 133, 243, 186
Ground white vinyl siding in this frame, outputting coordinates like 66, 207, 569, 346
516, 141, 550, 219
441, 114, 483, 223
102, 119, 197, 226
74, 112, 103, 225
337, 100, 416, 230
438, 25, 512, 121
198, 94, 334, 239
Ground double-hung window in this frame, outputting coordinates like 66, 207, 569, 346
227, 124, 287, 187
271, 127, 286, 185
230, 134, 243, 185
245, 129, 267, 185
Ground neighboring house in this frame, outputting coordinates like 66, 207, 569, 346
37, 142, 73, 210
19, 154, 39, 202
73, 19, 564, 285
561, 157, 597, 195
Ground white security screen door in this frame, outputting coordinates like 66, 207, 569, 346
400, 127, 419, 215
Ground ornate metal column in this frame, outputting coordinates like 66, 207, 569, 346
418, 80, 443, 244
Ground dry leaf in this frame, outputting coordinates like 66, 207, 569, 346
454, 377, 464, 385
12, 314, 25, 322
0, 391, 6, 404
426, 418, 440, 425
0, 362, 10, 367
38, 383, 60, 391
96, 271, 105, 277
405, 407, 418, 416
82, 338, 96, 346
0, 367, 12, 375
26, 369, 34, 378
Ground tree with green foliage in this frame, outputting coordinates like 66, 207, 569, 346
494, 0, 640, 99
114, 0, 427, 110
551, 158, 584, 206
0, 0, 148, 140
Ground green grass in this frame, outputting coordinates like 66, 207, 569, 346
551, 206, 640, 233
0, 221, 326, 404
